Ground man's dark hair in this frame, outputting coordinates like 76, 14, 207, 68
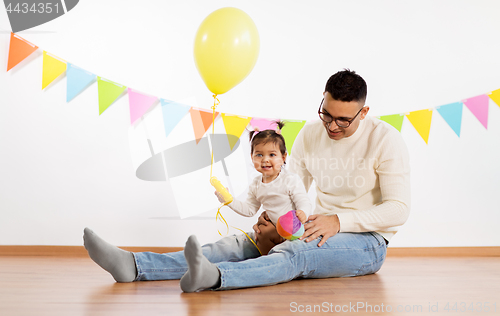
325, 69, 367, 103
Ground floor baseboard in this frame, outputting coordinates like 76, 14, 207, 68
386, 246, 500, 257
0, 246, 183, 257
0, 245, 499, 257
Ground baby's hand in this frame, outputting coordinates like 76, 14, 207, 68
296, 210, 307, 223
214, 188, 229, 204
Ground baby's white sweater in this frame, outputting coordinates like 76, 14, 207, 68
227, 170, 312, 224
289, 116, 411, 241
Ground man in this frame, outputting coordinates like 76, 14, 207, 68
84, 69, 410, 292
256, 69, 410, 248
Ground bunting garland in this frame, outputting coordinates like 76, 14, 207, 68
406, 109, 433, 144
488, 89, 500, 108
281, 120, 307, 154
5, 32, 500, 152
7, 32, 38, 71
463, 95, 489, 129
128, 88, 158, 124
221, 114, 252, 150
249, 117, 278, 131
190, 107, 219, 143
42, 51, 66, 90
161, 99, 191, 138
66, 63, 96, 102
436, 102, 463, 137
97, 77, 127, 115
379, 114, 404, 132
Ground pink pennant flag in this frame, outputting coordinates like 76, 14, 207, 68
250, 117, 278, 131
128, 88, 158, 124
463, 94, 489, 129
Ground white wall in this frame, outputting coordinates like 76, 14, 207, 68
1, 0, 499, 247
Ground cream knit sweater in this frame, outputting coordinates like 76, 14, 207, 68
289, 116, 411, 241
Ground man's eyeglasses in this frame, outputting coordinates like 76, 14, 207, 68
318, 98, 364, 128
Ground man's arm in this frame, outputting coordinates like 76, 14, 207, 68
301, 128, 411, 246
288, 126, 314, 192
336, 131, 411, 233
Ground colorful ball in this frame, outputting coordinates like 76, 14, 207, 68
276, 210, 304, 241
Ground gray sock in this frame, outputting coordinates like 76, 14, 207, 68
180, 235, 220, 292
83, 227, 137, 283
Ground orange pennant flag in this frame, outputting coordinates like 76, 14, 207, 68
190, 107, 219, 143
406, 109, 433, 144
7, 33, 38, 71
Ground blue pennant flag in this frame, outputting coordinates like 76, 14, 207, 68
66, 63, 96, 102
161, 99, 191, 137
436, 102, 463, 137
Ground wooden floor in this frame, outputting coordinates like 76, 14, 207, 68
0, 255, 499, 316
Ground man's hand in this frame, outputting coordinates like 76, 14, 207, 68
253, 211, 271, 235
300, 214, 340, 247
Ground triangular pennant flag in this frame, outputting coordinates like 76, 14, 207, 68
97, 77, 127, 115
66, 63, 96, 102
281, 120, 306, 154
161, 99, 191, 138
42, 51, 67, 89
221, 114, 252, 150
249, 117, 278, 131
200, 108, 219, 131
463, 95, 489, 129
406, 109, 433, 144
7, 33, 38, 71
488, 89, 500, 108
436, 102, 463, 137
128, 88, 158, 124
378, 114, 404, 132
190, 108, 219, 143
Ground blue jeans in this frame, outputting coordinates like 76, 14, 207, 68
132, 232, 387, 290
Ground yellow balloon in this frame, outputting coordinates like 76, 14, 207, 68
194, 7, 260, 95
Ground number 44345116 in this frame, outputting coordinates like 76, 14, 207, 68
444, 302, 497, 313
6, 2, 60, 14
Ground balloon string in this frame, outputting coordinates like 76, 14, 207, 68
216, 204, 262, 256
209, 94, 219, 179
210, 94, 261, 256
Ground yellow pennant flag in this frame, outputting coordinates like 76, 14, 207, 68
42, 51, 67, 90
488, 88, 500, 108
221, 114, 252, 150
406, 109, 433, 144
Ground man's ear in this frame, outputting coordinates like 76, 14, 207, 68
360, 106, 370, 120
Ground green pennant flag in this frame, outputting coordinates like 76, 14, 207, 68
379, 114, 404, 132
97, 77, 127, 115
281, 120, 306, 155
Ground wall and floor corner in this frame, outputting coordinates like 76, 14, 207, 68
1, 0, 499, 249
